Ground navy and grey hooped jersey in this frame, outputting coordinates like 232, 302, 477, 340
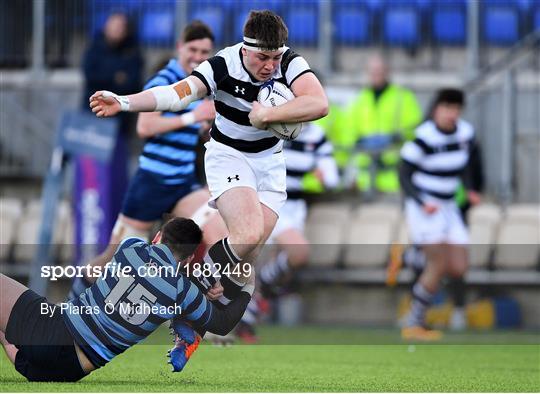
140, 59, 201, 184
63, 238, 213, 367
192, 43, 312, 153
400, 119, 475, 200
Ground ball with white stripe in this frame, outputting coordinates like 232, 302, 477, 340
257, 80, 303, 141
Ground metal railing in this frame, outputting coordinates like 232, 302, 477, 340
465, 30, 540, 204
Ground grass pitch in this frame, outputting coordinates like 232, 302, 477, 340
1, 325, 538, 392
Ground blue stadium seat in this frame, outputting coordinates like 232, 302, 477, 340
383, 8, 420, 47
231, 2, 286, 42
364, 0, 385, 12
286, 6, 318, 46
433, 7, 466, 45
535, 8, 540, 30
483, 7, 519, 45
334, 7, 371, 45
190, 8, 226, 44
140, 11, 174, 46
234, 9, 251, 42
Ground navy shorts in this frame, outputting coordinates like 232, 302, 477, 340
5, 289, 87, 382
121, 169, 201, 222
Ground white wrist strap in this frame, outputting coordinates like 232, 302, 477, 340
101, 91, 130, 111
180, 112, 196, 127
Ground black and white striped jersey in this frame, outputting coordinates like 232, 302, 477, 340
284, 122, 338, 199
191, 43, 312, 153
400, 119, 475, 202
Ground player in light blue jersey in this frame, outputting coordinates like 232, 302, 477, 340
69, 21, 224, 299
0, 218, 253, 382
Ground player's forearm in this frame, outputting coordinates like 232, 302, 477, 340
123, 78, 202, 114
202, 292, 251, 336
399, 160, 424, 205
263, 95, 328, 124
124, 90, 159, 112
137, 114, 196, 138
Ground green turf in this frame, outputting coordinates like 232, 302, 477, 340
1, 326, 538, 392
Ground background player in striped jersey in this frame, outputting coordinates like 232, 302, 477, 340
398, 88, 481, 341
237, 121, 339, 341
260, 122, 339, 296
89, 10, 328, 307
0, 217, 254, 382
70, 21, 226, 298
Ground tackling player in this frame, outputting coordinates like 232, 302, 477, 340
0, 217, 253, 382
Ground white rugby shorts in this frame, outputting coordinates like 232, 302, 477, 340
405, 198, 469, 245
204, 139, 287, 216
270, 198, 308, 240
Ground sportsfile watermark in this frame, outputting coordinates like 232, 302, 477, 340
40, 261, 252, 281
40, 261, 184, 281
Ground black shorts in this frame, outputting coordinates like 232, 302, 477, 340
5, 289, 87, 382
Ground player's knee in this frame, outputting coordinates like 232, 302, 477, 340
287, 244, 309, 268
447, 259, 468, 278
231, 227, 264, 248
112, 217, 152, 242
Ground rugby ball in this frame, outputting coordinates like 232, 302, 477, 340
257, 80, 303, 140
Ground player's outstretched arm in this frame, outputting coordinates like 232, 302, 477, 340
89, 76, 208, 118
252, 73, 329, 126
180, 272, 255, 336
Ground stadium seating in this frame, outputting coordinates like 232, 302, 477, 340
343, 220, 395, 267
189, 7, 226, 44
343, 204, 401, 268
11, 199, 74, 264
13, 200, 42, 262
482, 4, 520, 45
82, 0, 538, 52
432, 7, 467, 45
493, 204, 540, 269
493, 221, 540, 269
286, 4, 319, 46
468, 203, 502, 268
383, 7, 420, 47
505, 204, 540, 223
305, 203, 351, 267
334, 2, 371, 45
140, 11, 175, 46
0, 198, 23, 261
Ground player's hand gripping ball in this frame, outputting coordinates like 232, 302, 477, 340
257, 80, 303, 140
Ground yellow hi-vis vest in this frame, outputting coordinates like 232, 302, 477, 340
347, 84, 422, 192
316, 103, 352, 170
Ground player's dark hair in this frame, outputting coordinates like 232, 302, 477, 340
160, 217, 203, 260
181, 20, 214, 43
434, 88, 465, 107
243, 10, 288, 50
426, 88, 465, 119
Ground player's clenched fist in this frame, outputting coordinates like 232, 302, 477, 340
89, 90, 126, 117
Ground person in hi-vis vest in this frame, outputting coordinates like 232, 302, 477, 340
345, 54, 422, 193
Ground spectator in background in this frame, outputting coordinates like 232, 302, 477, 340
82, 12, 143, 107
77, 12, 143, 258
344, 54, 422, 194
